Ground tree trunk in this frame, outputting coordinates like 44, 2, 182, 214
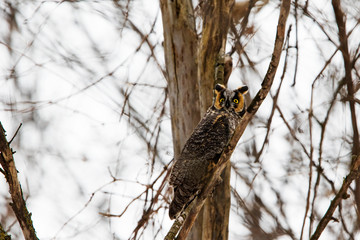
159, 0, 200, 158
160, 0, 234, 239
193, 1, 234, 240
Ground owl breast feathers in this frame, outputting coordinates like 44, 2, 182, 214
168, 84, 248, 219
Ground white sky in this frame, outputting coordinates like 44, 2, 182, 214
0, 0, 359, 239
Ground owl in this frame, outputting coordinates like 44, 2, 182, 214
169, 83, 248, 219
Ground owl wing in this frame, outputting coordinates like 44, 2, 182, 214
169, 109, 233, 219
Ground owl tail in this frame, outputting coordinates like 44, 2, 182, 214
169, 187, 194, 220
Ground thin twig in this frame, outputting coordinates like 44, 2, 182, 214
310, 156, 360, 240
255, 24, 292, 162
8, 123, 22, 145
291, 0, 299, 86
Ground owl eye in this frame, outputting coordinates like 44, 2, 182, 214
219, 98, 225, 103
233, 99, 239, 104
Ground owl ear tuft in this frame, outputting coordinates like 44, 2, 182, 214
236, 86, 248, 94
214, 84, 226, 93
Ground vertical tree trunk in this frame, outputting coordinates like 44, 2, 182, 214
194, 1, 234, 240
159, 0, 200, 158
161, 0, 234, 239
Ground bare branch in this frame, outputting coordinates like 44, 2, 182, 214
8, 123, 22, 145
310, 156, 360, 240
332, 0, 360, 223
164, 199, 196, 240
0, 223, 11, 240
0, 122, 38, 240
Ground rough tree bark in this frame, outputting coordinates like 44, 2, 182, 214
159, 0, 200, 159
160, 0, 235, 239
195, 1, 234, 240
0, 122, 39, 240
161, 0, 291, 239
176, 1, 291, 239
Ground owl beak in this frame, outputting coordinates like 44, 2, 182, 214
225, 100, 230, 108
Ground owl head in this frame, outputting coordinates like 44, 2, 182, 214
213, 84, 248, 115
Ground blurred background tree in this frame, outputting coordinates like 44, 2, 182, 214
0, 0, 359, 239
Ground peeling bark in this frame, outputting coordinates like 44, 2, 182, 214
160, 0, 200, 158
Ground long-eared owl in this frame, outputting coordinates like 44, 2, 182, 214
169, 83, 248, 219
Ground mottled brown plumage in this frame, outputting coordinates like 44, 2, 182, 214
169, 84, 248, 219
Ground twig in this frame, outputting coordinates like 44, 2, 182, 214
0, 121, 39, 240
130, 165, 171, 239
291, 0, 299, 86
310, 156, 360, 240
307, 75, 346, 237
255, 24, 292, 162
332, 0, 360, 224
8, 123, 22, 145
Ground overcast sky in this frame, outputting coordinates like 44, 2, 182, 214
0, 0, 359, 239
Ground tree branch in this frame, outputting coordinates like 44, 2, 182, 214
331, 0, 360, 223
175, 0, 290, 239
310, 156, 360, 240
164, 198, 197, 240
0, 223, 11, 240
0, 122, 39, 240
